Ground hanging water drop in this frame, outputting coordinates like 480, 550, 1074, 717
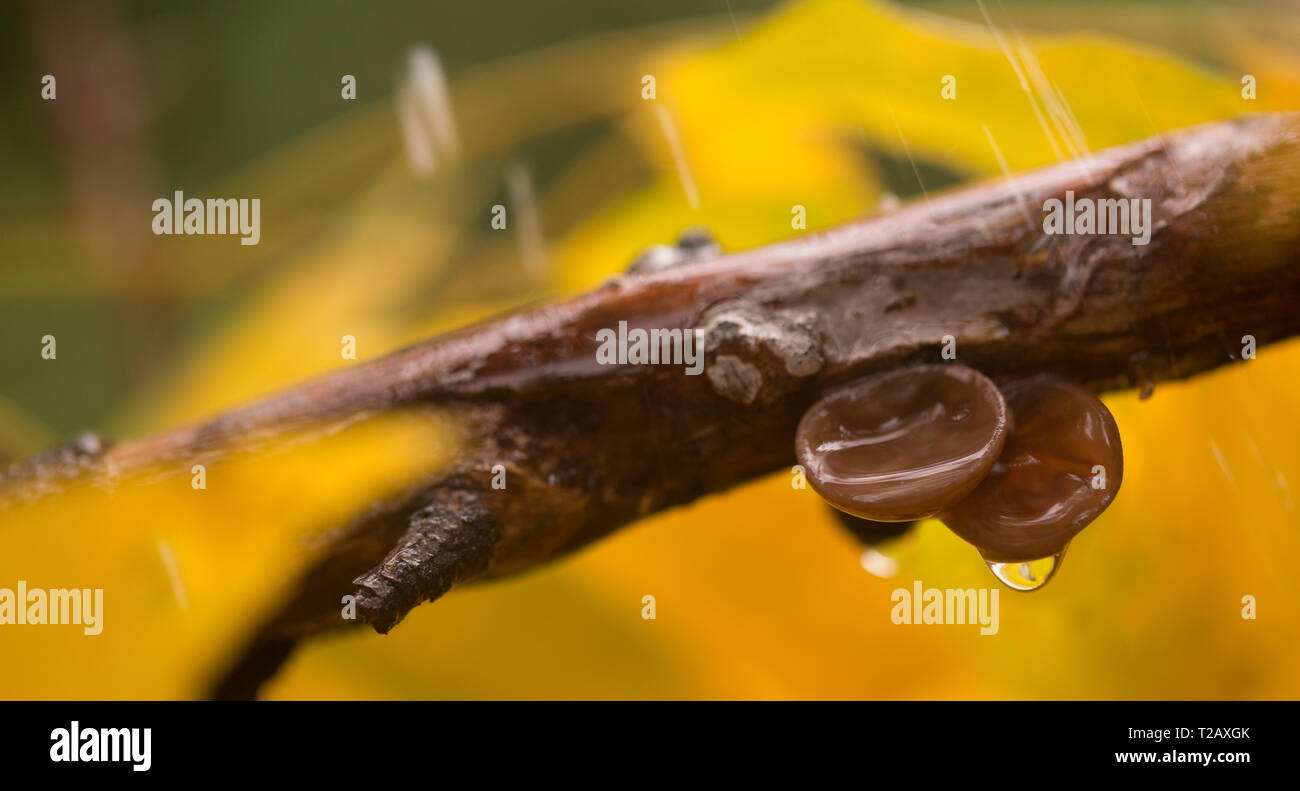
983, 547, 1067, 592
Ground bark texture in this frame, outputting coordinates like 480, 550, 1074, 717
6, 114, 1299, 698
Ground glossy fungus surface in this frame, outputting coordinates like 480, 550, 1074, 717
795, 364, 1009, 522
940, 375, 1123, 562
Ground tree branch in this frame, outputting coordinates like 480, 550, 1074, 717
8, 113, 1300, 697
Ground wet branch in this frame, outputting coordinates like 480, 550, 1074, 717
12, 113, 1300, 697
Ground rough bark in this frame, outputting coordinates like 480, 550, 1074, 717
7, 113, 1300, 698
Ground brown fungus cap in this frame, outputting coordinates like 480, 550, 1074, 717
795, 364, 1009, 522
940, 375, 1123, 562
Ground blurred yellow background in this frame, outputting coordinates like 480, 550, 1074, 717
1, 0, 1298, 699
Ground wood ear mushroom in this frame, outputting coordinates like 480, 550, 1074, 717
939, 375, 1123, 563
795, 364, 1009, 523
798, 368, 1123, 577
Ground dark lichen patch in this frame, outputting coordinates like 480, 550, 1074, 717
884, 294, 918, 313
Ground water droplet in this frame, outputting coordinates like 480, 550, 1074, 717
983, 546, 1068, 592
859, 547, 899, 578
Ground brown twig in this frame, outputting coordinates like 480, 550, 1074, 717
12, 113, 1300, 697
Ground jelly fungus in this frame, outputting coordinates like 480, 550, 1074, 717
940, 375, 1123, 564
795, 364, 1009, 522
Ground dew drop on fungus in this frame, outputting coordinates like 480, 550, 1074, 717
940, 375, 1123, 579
795, 364, 1009, 522
983, 547, 1067, 592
